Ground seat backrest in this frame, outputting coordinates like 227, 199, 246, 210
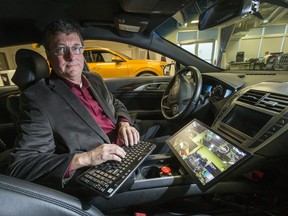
6, 49, 50, 129
12, 48, 50, 91
0, 174, 104, 216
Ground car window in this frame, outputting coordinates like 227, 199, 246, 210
83, 51, 93, 63
117, 51, 132, 60
92, 51, 105, 62
99, 52, 115, 62
0, 40, 172, 86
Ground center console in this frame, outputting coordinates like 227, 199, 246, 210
132, 154, 193, 190
94, 81, 288, 211
130, 81, 288, 193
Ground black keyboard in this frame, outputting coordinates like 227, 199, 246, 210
77, 141, 156, 198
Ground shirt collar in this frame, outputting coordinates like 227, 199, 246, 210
61, 74, 90, 89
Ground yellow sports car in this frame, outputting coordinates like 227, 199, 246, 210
84, 47, 167, 78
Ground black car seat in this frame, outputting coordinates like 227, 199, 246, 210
2, 49, 51, 174
6, 48, 50, 125
0, 138, 10, 173
0, 174, 104, 216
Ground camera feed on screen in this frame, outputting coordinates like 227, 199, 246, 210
167, 120, 248, 186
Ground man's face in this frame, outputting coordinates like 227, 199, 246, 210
46, 32, 84, 84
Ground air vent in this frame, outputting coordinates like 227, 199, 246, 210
237, 90, 266, 105
259, 93, 288, 113
237, 90, 288, 113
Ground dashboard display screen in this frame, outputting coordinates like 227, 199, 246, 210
203, 83, 233, 100
166, 119, 251, 191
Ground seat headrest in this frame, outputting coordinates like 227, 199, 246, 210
12, 49, 50, 91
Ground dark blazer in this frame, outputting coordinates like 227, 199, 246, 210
8, 72, 132, 189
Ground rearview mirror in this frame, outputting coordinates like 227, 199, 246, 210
198, 0, 260, 30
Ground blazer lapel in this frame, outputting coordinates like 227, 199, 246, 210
50, 79, 111, 143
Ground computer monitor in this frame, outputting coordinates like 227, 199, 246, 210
166, 119, 251, 191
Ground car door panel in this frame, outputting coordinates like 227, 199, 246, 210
104, 76, 171, 120
89, 62, 128, 78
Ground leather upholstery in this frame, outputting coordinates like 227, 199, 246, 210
7, 49, 50, 126
0, 174, 104, 216
11, 48, 50, 91
4, 49, 51, 173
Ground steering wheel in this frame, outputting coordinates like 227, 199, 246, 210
161, 66, 202, 120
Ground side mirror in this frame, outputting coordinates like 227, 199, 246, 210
112, 56, 124, 63
163, 63, 176, 76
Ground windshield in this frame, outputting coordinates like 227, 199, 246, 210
155, 0, 288, 71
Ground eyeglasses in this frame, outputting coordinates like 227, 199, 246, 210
50, 45, 84, 56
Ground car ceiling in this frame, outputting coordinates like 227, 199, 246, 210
0, 0, 194, 47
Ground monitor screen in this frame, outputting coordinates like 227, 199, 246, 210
166, 119, 251, 191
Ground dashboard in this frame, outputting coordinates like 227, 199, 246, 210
201, 71, 288, 102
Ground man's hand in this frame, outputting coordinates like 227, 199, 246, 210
69, 123, 140, 173
118, 122, 140, 146
70, 144, 126, 171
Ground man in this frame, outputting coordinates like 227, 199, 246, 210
264, 51, 271, 64
8, 20, 168, 191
